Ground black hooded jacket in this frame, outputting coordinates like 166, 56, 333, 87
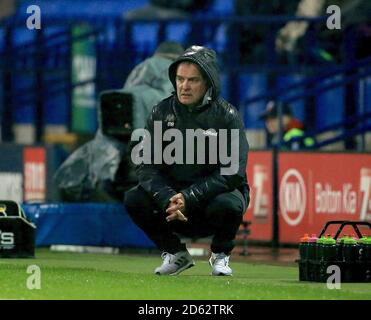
133, 46, 249, 212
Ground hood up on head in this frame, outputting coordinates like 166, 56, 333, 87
168, 45, 221, 101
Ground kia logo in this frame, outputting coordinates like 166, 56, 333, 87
279, 169, 306, 226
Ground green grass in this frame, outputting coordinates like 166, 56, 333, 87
0, 248, 370, 300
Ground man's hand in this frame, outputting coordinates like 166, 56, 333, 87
166, 209, 188, 222
165, 193, 187, 222
166, 193, 186, 214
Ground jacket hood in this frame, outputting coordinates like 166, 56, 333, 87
122, 55, 175, 129
168, 45, 221, 100
124, 55, 173, 92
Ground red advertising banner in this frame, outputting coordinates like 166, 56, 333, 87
244, 151, 273, 241
278, 152, 371, 243
23, 147, 46, 202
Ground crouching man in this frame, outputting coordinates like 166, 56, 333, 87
124, 45, 250, 276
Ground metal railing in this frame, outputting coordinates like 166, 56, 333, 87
1, 15, 369, 148
243, 56, 371, 150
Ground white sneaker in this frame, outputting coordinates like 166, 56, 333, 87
209, 252, 233, 276
154, 251, 195, 275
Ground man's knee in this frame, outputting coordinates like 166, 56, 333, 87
206, 191, 245, 219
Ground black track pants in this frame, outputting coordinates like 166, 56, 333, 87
124, 185, 249, 254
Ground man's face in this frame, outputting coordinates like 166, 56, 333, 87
266, 115, 291, 135
176, 62, 208, 108
265, 117, 279, 135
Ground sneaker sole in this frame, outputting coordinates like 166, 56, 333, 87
211, 271, 232, 276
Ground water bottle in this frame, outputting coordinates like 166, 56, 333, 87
308, 234, 318, 261
364, 237, 371, 262
308, 234, 318, 281
365, 237, 371, 282
316, 235, 327, 261
343, 237, 359, 262
336, 235, 348, 262
342, 236, 359, 282
299, 233, 310, 261
358, 236, 371, 282
322, 235, 337, 262
299, 234, 310, 281
316, 235, 337, 282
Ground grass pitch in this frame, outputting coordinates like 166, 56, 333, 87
0, 248, 370, 300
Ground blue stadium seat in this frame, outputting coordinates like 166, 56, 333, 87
44, 97, 69, 126
202, 24, 228, 53
18, 0, 149, 19
43, 85, 70, 126
13, 103, 35, 124
118, 0, 149, 17
208, 0, 235, 16
364, 76, 371, 112
239, 73, 267, 129
213, 24, 228, 52
220, 73, 230, 101
131, 22, 159, 56
165, 22, 190, 44
43, 26, 67, 37
276, 74, 306, 122
0, 27, 4, 51
0, 73, 3, 119
315, 76, 344, 130
12, 27, 36, 46
13, 75, 35, 124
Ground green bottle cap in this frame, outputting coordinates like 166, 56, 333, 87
344, 237, 357, 245
316, 236, 326, 244
323, 236, 336, 245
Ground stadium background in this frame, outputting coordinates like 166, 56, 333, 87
0, 0, 370, 250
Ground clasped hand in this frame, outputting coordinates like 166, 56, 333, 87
165, 193, 187, 222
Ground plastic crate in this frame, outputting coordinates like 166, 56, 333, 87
297, 220, 371, 283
